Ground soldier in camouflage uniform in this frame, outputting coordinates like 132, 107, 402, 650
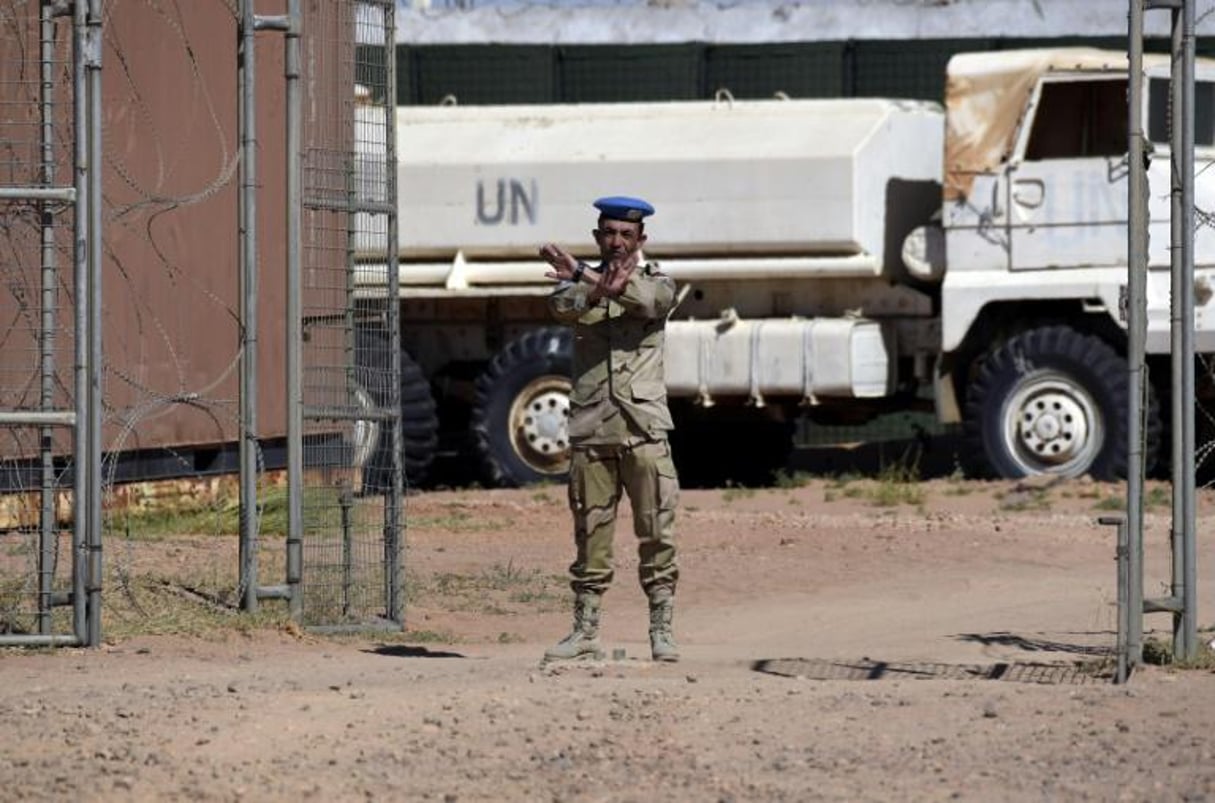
538, 196, 681, 663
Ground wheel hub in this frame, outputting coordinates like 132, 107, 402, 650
507, 375, 572, 475
520, 389, 570, 457
1013, 385, 1092, 467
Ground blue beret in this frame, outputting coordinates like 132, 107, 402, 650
593, 196, 655, 222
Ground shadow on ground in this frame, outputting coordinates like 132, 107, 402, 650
365, 644, 466, 659
787, 432, 966, 481
954, 631, 1115, 657
752, 657, 1109, 685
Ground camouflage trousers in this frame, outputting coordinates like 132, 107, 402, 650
566, 439, 680, 597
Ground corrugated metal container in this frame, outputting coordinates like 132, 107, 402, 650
101, 2, 288, 454
0, 2, 291, 461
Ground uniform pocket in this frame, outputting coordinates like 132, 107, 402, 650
631, 380, 667, 401
650, 441, 680, 512
624, 441, 680, 524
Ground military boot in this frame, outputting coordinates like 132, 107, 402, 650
544, 593, 603, 662
648, 589, 680, 663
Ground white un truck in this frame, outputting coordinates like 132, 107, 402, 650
352, 48, 1215, 487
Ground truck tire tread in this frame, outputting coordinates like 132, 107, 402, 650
472, 327, 573, 488
356, 328, 439, 490
963, 324, 1159, 480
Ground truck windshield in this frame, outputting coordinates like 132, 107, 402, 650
1024, 78, 1128, 160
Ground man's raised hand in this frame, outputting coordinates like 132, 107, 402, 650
540, 243, 577, 281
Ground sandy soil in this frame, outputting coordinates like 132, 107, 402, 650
3, 473, 1215, 802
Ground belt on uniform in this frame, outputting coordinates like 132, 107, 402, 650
574, 440, 665, 460
575, 444, 633, 459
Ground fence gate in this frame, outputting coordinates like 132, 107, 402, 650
0, 0, 101, 646
295, 0, 403, 630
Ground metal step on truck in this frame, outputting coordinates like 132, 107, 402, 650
352, 47, 1215, 488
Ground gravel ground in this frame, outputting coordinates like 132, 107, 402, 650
2, 475, 1214, 801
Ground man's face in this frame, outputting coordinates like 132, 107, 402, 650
593, 218, 646, 267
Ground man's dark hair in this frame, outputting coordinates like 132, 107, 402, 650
597, 215, 645, 236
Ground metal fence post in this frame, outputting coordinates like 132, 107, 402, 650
85, 0, 104, 647
1101, 515, 1132, 683
1126, 0, 1148, 673
286, 0, 303, 620
238, 0, 261, 614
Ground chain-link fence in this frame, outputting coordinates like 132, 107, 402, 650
0, 0, 403, 644
0, 0, 94, 645
296, 0, 404, 630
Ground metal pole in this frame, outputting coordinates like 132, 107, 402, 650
1126, 0, 1148, 670
1172, 0, 1199, 662
285, 0, 303, 620
85, 0, 104, 647
1181, 0, 1199, 664
71, 0, 89, 645
384, 0, 403, 625
341, 483, 353, 617
1168, 3, 1186, 661
0, 187, 76, 201
1102, 516, 1132, 683
1118, 517, 1130, 683
38, 0, 59, 637
341, 2, 360, 614
238, 0, 260, 613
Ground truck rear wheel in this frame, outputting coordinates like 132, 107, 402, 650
472, 327, 573, 487
963, 325, 1157, 480
356, 329, 439, 491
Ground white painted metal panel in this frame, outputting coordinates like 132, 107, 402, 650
388, 99, 943, 271
1006, 156, 1128, 270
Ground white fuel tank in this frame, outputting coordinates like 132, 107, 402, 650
377, 98, 943, 275
663, 316, 895, 403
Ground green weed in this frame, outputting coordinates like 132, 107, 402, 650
869, 477, 924, 507
113, 485, 356, 541
721, 485, 757, 503
509, 587, 563, 605
403, 628, 456, 644
999, 487, 1053, 512
415, 560, 566, 615
772, 469, 814, 489
1092, 495, 1125, 512
411, 508, 508, 533
1145, 486, 1171, 511
864, 454, 925, 507
1142, 636, 1215, 670
827, 472, 862, 490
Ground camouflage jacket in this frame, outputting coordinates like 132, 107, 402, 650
548, 263, 677, 445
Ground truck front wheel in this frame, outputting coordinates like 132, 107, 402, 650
963, 325, 1157, 480
472, 327, 573, 487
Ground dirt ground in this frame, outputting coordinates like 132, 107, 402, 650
3, 468, 1215, 802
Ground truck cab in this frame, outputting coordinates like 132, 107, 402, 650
938, 49, 1215, 479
